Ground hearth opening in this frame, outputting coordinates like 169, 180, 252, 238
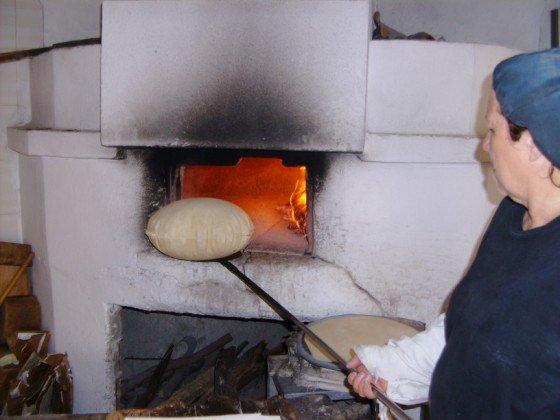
114, 307, 374, 418
117, 307, 291, 410
175, 156, 313, 254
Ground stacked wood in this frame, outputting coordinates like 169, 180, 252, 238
132, 344, 174, 408
3, 353, 72, 415
0, 244, 71, 415
0, 296, 41, 343
0, 242, 32, 298
0, 243, 33, 267
118, 333, 368, 419
287, 394, 345, 420
118, 325, 384, 418
117, 340, 298, 419
0, 364, 19, 405
156, 341, 268, 412
7, 331, 50, 364
123, 333, 233, 395
0, 331, 71, 415
0, 266, 31, 297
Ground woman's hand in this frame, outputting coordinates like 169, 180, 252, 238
346, 355, 388, 399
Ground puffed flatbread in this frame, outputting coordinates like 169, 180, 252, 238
304, 315, 418, 362
146, 198, 254, 261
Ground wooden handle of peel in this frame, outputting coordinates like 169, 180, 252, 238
0, 252, 34, 305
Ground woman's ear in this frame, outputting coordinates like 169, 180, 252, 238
551, 167, 560, 188
521, 130, 544, 163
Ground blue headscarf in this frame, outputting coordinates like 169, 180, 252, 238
493, 48, 560, 166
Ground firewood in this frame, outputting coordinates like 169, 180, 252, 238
4, 353, 72, 415
197, 394, 243, 416
235, 340, 249, 356
119, 341, 271, 418
133, 344, 174, 408
6, 331, 50, 365
0, 364, 19, 405
123, 333, 232, 393
0, 296, 41, 343
0, 266, 31, 297
20, 415, 106, 420
146, 341, 267, 415
214, 347, 237, 398
0, 243, 33, 267
117, 398, 196, 417
43, 353, 73, 414
0, 252, 34, 306
252, 395, 298, 420
156, 365, 216, 410
288, 394, 345, 420
228, 341, 267, 392
194, 341, 266, 404
119, 394, 295, 418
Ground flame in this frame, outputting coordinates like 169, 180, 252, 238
278, 166, 308, 236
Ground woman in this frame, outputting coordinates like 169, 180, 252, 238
347, 48, 560, 418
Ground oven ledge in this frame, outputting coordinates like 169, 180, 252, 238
127, 248, 383, 321
8, 127, 117, 159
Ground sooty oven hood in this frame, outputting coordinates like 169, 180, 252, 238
101, 0, 371, 152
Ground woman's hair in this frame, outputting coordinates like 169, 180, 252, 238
507, 118, 560, 187
507, 119, 526, 142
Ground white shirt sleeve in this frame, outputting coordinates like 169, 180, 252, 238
354, 313, 446, 405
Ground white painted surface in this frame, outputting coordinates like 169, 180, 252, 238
362, 133, 487, 163
101, 0, 370, 151
0, 0, 43, 53
9, 31, 521, 145
375, 0, 556, 52
0, 0, 17, 53
42, 0, 102, 46
541, 0, 560, 49
7, 128, 117, 159
0, 61, 18, 106
0, 68, 22, 242
18, 156, 54, 342
313, 155, 502, 321
15, 0, 43, 50
22, 0, 560, 52
29, 45, 101, 130
51, 45, 100, 130
0, 158, 19, 214
366, 41, 519, 138
15, 59, 32, 124
0, 106, 18, 162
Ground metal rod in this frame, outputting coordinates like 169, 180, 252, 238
220, 260, 411, 420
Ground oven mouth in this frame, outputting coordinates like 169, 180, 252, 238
141, 148, 327, 256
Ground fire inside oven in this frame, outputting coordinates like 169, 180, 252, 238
178, 157, 312, 254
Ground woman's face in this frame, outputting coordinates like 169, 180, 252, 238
482, 90, 528, 202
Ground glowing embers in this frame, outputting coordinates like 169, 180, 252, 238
277, 167, 307, 236
181, 158, 311, 254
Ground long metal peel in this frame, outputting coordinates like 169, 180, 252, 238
220, 260, 411, 420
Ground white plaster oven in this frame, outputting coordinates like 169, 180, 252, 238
5, 0, 520, 413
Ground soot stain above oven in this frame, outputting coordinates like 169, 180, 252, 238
135, 76, 319, 149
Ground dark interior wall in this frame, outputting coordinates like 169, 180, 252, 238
120, 307, 291, 380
